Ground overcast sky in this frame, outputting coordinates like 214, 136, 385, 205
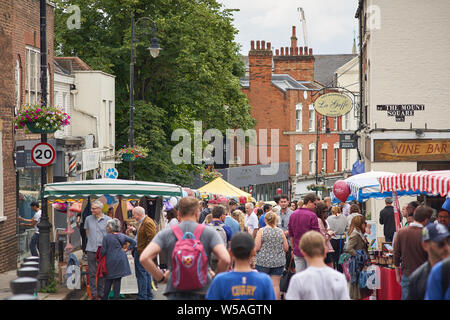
219, 0, 359, 55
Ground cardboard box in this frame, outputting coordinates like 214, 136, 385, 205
377, 237, 385, 250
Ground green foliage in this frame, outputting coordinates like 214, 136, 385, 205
53, 0, 254, 186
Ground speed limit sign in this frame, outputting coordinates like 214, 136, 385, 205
31, 142, 56, 167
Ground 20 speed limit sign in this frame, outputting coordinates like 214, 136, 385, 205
31, 142, 56, 167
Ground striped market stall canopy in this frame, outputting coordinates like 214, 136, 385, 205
378, 170, 450, 197
43, 179, 183, 200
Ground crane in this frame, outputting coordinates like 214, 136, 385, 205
297, 7, 308, 48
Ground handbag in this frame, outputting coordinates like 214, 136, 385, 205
280, 254, 295, 293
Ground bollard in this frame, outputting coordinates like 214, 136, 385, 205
21, 261, 39, 269
17, 267, 39, 278
10, 277, 38, 295
24, 256, 40, 264
5, 294, 38, 300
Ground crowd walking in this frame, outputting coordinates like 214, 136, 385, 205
60, 192, 449, 301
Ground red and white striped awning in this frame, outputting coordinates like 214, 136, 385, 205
378, 170, 450, 197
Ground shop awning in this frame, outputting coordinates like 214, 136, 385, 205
378, 170, 450, 197
43, 178, 183, 200
198, 177, 251, 199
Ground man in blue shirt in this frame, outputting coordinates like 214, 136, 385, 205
209, 205, 233, 247
225, 199, 241, 235
206, 232, 276, 300
425, 257, 450, 300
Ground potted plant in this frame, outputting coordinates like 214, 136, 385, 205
14, 104, 70, 134
117, 145, 149, 161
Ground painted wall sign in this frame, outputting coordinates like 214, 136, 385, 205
374, 139, 450, 162
376, 104, 425, 122
313, 92, 353, 117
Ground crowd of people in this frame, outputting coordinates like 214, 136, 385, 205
37, 193, 449, 300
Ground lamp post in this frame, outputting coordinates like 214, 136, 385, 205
315, 114, 330, 196
129, 12, 161, 180
36, 0, 52, 289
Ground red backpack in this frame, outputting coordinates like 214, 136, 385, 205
171, 224, 208, 290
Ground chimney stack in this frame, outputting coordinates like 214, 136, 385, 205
291, 26, 298, 48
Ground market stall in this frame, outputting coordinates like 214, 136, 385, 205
43, 178, 183, 296
197, 177, 252, 201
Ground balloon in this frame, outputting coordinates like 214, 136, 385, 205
52, 202, 67, 212
333, 180, 351, 202
169, 197, 178, 207
69, 202, 82, 213
239, 196, 247, 205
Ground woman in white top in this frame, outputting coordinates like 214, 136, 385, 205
165, 208, 179, 228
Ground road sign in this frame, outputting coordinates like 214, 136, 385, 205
31, 142, 55, 167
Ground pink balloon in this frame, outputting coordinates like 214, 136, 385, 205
333, 180, 351, 202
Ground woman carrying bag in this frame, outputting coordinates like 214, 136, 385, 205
345, 215, 372, 300
100, 218, 136, 300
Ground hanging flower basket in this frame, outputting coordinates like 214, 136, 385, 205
117, 145, 148, 162
14, 104, 70, 134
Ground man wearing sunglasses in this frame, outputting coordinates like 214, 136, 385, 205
406, 223, 449, 300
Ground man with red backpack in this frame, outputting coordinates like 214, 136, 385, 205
140, 197, 230, 300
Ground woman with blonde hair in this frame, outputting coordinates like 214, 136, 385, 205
345, 215, 371, 300
231, 209, 247, 232
255, 210, 289, 300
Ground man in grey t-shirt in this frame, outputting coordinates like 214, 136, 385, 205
140, 197, 230, 300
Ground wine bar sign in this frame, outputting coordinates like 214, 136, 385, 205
376, 104, 425, 122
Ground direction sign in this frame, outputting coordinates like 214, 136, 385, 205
31, 142, 56, 167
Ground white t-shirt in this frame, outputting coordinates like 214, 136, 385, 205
245, 212, 259, 234
33, 210, 42, 234
285, 266, 350, 300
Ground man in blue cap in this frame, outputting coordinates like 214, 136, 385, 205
407, 223, 449, 300
437, 198, 450, 230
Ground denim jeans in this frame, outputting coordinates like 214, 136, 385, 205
401, 274, 410, 300
29, 232, 40, 257
134, 250, 153, 300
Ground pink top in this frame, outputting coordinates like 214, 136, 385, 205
318, 218, 334, 253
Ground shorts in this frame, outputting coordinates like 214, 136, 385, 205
255, 265, 284, 276
324, 252, 333, 264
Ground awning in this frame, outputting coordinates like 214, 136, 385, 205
43, 178, 183, 200
378, 170, 450, 197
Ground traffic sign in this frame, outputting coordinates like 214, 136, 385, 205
31, 142, 55, 167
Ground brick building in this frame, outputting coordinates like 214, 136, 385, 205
240, 26, 353, 200
0, 0, 55, 272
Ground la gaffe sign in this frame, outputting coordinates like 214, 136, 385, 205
314, 92, 353, 117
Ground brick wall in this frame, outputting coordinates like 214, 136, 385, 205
0, 0, 55, 273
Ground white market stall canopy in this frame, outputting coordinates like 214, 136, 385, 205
43, 179, 183, 200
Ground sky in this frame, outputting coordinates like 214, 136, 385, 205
219, 0, 359, 55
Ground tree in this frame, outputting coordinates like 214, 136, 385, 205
54, 0, 255, 185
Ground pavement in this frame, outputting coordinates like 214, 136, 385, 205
0, 249, 85, 300
0, 249, 167, 300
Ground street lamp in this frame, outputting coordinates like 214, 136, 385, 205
315, 114, 330, 195
129, 12, 161, 180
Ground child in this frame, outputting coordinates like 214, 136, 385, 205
285, 230, 350, 300
206, 232, 276, 300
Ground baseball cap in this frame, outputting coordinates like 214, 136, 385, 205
230, 232, 254, 260
422, 223, 450, 242
385, 197, 393, 204
441, 198, 450, 213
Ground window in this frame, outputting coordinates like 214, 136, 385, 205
344, 112, 349, 130
309, 105, 315, 132
109, 100, 114, 147
321, 143, 328, 172
334, 116, 338, 131
334, 143, 339, 172
309, 143, 315, 174
25, 47, 41, 105
295, 144, 302, 175
296, 103, 302, 132
15, 59, 21, 115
